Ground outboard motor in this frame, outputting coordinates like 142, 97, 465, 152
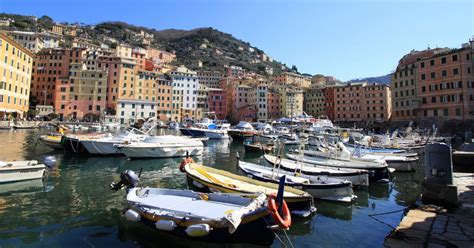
42, 155, 57, 168
111, 170, 140, 191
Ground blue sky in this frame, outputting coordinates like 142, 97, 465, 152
1, 0, 472, 81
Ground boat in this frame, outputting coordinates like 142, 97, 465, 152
90, 123, 103, 131
182, 162, 315, 215
264, 154, 369, 186
12, 122, 38, 129
117, 135, 204, 158
80, 127, 150, 155
0, 160, 46, 183
237, 160, 356, 202
202, 123, 230, 139
62, 133, 105, 154
285, 153, 389, 182
39, 134, 63, 149
243, 142, 274, 153
168, 121, 180, 130
110, 170, 291, 245
228, 122, 259, 141
302, 143, 418, 172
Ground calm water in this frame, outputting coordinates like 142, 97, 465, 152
0, 129, 424, 248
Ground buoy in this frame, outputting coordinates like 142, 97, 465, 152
155, 220, 177, 231
125, 209, 141, 222
185, 224, 212, 237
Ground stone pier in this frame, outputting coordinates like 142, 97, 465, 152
384, 173, 474, 248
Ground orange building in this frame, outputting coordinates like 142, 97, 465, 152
416, 42, 474, 121
156, 74, 173, 121
31, 48, 86, 106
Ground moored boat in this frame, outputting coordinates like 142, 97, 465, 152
117, 135, 204, 158
110, 170, 287, 245
228, 122, 259, 141
182, 162, 316, 215
39, 134, 63, 149
264, 154, 369, 186
238, 160, 356, 203
80, 127, 150, 155
0, 160, 46, 183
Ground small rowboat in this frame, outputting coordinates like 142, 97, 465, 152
182, 162, 316, 215
238, 160, 356, 203
111, 170, 292, 245
0, 160, 46, 183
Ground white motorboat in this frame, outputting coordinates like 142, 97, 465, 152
238, 160, 356, 203
264, 154, 369, 186
0, 160, 46, 183
203, 123, 231, 139
81, 127, 150, 155
117, 135, 204, 158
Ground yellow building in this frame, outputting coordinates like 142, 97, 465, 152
51, 24, 64, 35
0, 32, 34, 119
274, 72, 311, 88
274, 84, 304, 117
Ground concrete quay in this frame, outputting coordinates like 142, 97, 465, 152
385, 173, 474, 248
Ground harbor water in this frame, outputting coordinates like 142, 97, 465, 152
0, 129, 424, 247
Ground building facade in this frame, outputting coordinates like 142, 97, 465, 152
304, 87, 326, 118
170, 65, 198, 121
0, 32, 34, 118
208, 88, 227, 120
197, 70, 223, 88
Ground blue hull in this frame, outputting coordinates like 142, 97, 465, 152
179, 128, 206, 137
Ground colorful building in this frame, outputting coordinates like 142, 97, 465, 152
54, 63, 108, 120
170, 65, 199, 121
274, 72, 311, 88
0, 32, 34, 119
197, 70, 223, 88
156, 74, 173, 121
416, 42, 474, 121
208, 88, 227, 120
304, 87, 325, 118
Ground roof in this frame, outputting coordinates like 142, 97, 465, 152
0, 32, 35, 58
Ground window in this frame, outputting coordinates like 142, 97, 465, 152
430, 72, 435, 79
421, 74, 426, 80
431, 96, 436, 103
420, 62, 425, 68
452, 54, 458, 62
442, 70, 447, 77
455, 108, 461, 116
441, 57, 446, 64
453, 68, 459, 75
443, 109, 448, 116
434, 109, 438, 116
89, 105, 92, 111
430, 60, 435, 66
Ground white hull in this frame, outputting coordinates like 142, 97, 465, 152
81, 140, 123, 155
305, 186, 355, 203
204, 131, 229, 139
386, 160, 417, 172
0, 161, 45, 183
120, 145, 204, 158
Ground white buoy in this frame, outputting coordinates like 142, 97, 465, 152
125, 209, 141, 222
155, 220, 177, 231
185, 224, 212, 237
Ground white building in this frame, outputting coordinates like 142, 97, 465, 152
170, 65, 199, 121
117, 99, 157, 125
7, 31, 44, 53
38, 32, 60, 49
36, 105, 54, 116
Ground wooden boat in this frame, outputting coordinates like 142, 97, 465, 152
264, 154, 369, 186
111, 170, 290, 245
243, 142, 274, 153
285, 153, 390, 182
0, 160, 46, 183
238, 160, 356, 202
182, 163, 315, 215
39, 134, 63, 149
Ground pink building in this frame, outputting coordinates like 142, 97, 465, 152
208, 88, 227, 120
267, 89, 280, 120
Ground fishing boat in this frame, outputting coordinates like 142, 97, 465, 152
264, 154, 369, 186
182, 162, 315, 215
39, 134, 63, 149
110, 170, 292, 245
237, 160, 356, 202
117, 135, 204, 158
0, 160, 46, 183
80, 127, 150, 155
228, 122, 259, 141
285, 153, 389, 182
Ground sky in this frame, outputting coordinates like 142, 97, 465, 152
0, 0, 472, 81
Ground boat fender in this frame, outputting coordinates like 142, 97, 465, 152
185, 224, 212, 237
155, 220, 177, 231
267, 194, 292, 229
125, 209, 141, 222
179, 157, 195, 173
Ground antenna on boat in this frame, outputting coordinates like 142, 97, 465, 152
138, 168, 143, 178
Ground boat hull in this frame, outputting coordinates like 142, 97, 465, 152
120, 146, 203, 158
203, 131, 229, 139
180, 128, 206, 137
0, 165, 45, 183
39, 135, 63, 149
81, 140, 124, 155
62, 136, 89, 154
228, 131, 255, 141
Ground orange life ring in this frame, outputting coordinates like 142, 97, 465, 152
179, 157, 195, 173
267, 194, 291, 229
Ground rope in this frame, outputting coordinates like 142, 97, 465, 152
263, 215, 288, 248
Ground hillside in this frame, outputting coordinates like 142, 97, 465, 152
348, 74, 391, 85
0, 14, 287, 75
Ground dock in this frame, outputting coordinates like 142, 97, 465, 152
384, 173, 474, 247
